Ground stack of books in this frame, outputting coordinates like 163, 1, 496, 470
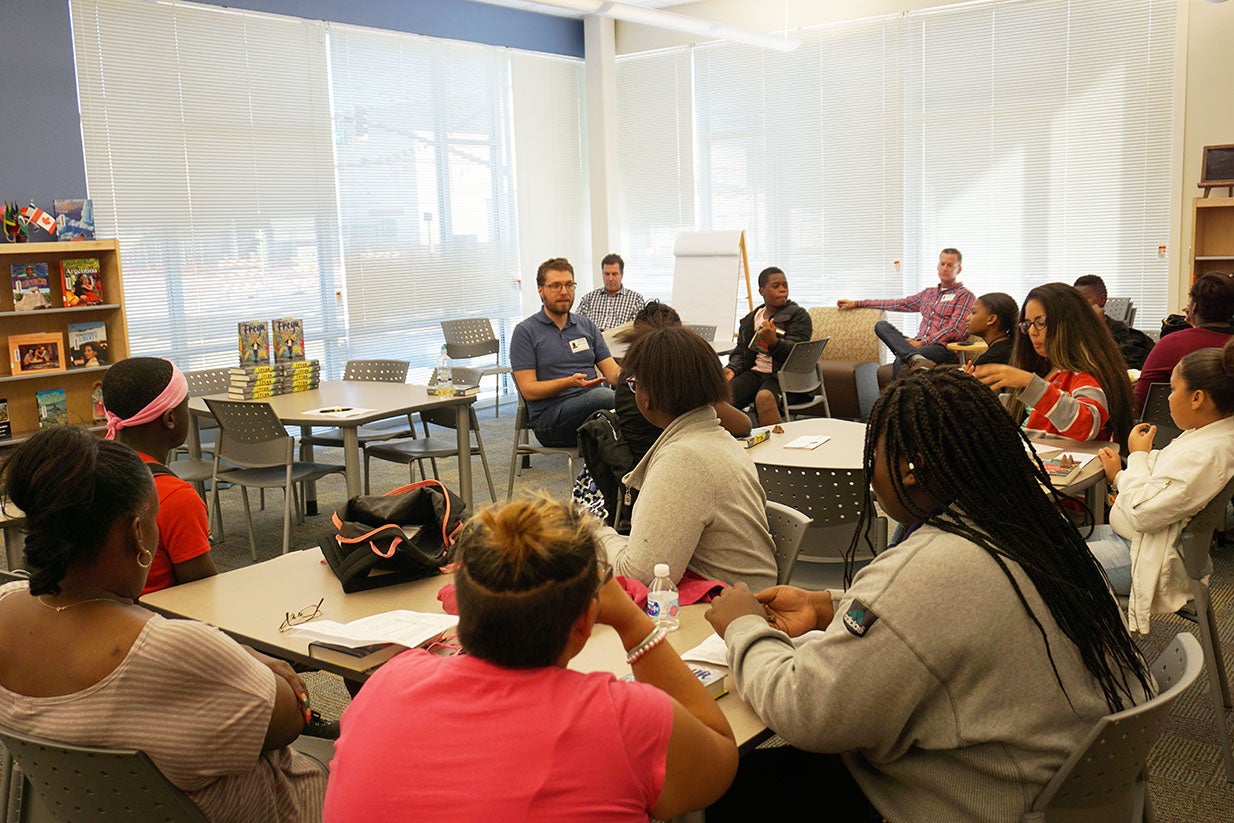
228, 359, 321, 399
280, 359, 320, 394
229, 364, 278, 399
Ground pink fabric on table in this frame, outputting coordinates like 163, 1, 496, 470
436, 570, 727, 616
617, 571, 727, 609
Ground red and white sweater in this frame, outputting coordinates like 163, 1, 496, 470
1022, 370, 1111, 442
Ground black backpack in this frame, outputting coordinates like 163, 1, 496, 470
576, 409, 637, 532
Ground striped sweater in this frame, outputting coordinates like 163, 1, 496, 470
0, 582, 327, 822
1021, 370, 1111, 442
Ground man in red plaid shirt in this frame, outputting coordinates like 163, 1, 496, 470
837, 248, 975, 374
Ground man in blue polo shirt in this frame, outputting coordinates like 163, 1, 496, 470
511, 257, 620, 447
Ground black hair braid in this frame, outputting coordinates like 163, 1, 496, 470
848, 369, 1153, 713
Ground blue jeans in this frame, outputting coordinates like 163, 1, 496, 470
874, 320, 954, 374
1086, 525, 1132, 597
532, 386, 615, 447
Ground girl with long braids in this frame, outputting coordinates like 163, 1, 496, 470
973, 282, 1135, 445
704, 367, 1153, 822
1087, 336, 1234, 634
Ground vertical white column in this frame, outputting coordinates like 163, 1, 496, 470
584, 15, 619, 291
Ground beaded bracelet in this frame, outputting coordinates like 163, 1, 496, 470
626, 627, 669, 665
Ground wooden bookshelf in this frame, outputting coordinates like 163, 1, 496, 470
0, 240, 128, 442
1191, 197, 1234, 280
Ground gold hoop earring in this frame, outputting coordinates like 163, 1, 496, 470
137, 546, 154, 569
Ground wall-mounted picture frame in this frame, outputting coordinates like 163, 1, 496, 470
1199, 144, 1234, 196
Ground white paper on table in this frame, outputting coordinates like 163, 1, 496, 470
290, 610, 458, 650
682, 633, 730, 667
300, 406, 376, 418
784, 435, 830, 450
1028, 442, 1062, 458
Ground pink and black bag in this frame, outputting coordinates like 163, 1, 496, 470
320, 480, 465, 593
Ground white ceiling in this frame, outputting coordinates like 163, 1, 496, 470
498, 0, 700, 17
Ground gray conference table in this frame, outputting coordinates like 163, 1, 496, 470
188, 381, 477, 511
747, 417, 1115, 528
141, 547, 771, 752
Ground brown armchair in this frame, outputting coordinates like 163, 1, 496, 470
807, 307, 888, 421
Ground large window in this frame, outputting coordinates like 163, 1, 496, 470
616, 0, 1175, 329
71, 0, 587, 387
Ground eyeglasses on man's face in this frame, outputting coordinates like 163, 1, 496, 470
625, 376, 638, 393
1018, 318, 1048, 334
542, 281, 576, 294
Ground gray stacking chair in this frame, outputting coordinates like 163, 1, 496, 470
684, 324, 717, 341
507, 390, 578, 501
364, 367, 497, 500
1022, 632, 1203, 822
205, 399, 346, 559
1103, 296, 1134, 325
299, 359, 414, 457
766, 501, 813, 585
776, 337, 831, 421
441, 318, 513, 416
1177, 475, 1234, 781
0, 722, 207, 822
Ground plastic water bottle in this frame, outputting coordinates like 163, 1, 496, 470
435, 345, 453, 398
647, 563, 679, 631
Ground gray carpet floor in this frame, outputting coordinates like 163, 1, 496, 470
7, 401, 1233, 819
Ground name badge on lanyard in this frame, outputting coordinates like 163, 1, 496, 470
569, 337, 591, 354
939, 294, 955, 303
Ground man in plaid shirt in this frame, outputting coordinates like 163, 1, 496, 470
576, 253, 645, 331
838, 248, 975, 373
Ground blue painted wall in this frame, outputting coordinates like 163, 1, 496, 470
0, 1, 87, 236
0, 0, 583, 219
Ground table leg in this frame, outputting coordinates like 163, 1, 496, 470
1089, 477, 1107, 526
342, 427, 361, 500
187, 413, 206, 500
456, 402, 474, 511
300, 425, 320, 515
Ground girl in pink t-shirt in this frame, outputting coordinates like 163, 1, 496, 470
324, 497, 738, 821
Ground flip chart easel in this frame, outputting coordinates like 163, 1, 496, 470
671, 230, 752, 341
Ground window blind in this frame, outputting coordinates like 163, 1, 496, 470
614, 49, 695, 304
71, 0, 342, 372
616, 0, 1175, 328
71, 0, 588, 389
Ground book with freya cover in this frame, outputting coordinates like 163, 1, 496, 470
272, 317, 305, 363
238, 321, 271, 366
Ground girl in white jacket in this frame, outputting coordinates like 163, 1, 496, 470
1087, 336, 1234, 634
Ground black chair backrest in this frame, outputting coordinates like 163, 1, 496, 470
1138, 382, 1184, 448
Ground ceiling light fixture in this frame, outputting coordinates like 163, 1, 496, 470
477, 0, 801, 52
